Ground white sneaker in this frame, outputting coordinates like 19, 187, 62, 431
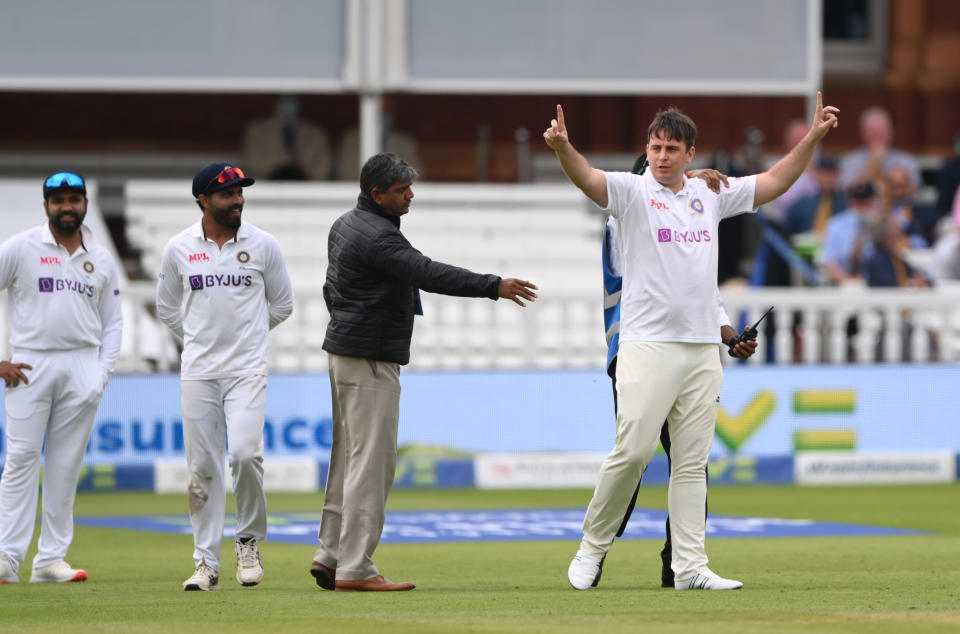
0, 553, 18, 584
235, 538, 263, 587
30, 561, 87, 583
567, 549, 603, 590
183, 561, 219, 591
675, 567, 743, 590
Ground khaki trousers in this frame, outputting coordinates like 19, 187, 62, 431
580, 341, 722, 581
314, 353, 401, 581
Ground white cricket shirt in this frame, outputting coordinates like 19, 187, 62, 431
605, 215, 731, 330
156, 220, 294, 380
603, 170, 757, 343
0, 223, 122, 373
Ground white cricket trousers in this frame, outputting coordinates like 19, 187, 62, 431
580, 341, 722, 581
180, 375, 268, 571
0, 347, 103, 572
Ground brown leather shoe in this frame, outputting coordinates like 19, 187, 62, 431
310, 561, 335, 591
335, 575, 415, 592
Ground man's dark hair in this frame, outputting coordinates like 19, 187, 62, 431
647, 108, 697, 149
360, 152, 419, 196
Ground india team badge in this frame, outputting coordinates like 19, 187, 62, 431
237, 250, 251, 264
689, 198, 704, 215
83, 261, 95, 273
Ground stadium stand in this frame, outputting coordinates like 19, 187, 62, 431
121, 180, 960, 372
123, 181, 607, 371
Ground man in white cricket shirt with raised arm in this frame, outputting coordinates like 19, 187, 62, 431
157, 163, 294, 591
0, 171, 122, 584
545, 93, 839, 591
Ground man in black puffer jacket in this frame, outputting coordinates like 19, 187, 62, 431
310, 152, 538, 593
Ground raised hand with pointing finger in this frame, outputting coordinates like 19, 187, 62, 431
810, 90, 840, 141
543, 104, 608, 206
543, 104, 570, 152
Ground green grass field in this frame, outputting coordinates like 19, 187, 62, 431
1, 484, 959, 633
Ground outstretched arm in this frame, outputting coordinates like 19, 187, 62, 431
543, 104, 608, 207
498, 278, 538, 307
755, 92, 839, 207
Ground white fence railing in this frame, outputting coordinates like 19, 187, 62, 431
4, 283, 960, 373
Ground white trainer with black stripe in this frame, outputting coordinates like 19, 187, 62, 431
567, 549, 603, 590
235, 538, 263, 587
674, 567, 742, 590
183, 561, 220, 591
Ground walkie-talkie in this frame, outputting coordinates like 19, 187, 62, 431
727, 306, 774, 357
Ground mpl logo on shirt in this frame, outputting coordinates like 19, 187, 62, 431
188, 253, 210, 263
40, 256, 61, 265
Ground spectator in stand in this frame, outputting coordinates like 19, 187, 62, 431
821, 182, 880, 284
839, 106, 921, 191
861, 211, 932, 362
936, 132, 960, 218
927, 193, 960, 283
243, 96, 332, 181
885, 165, 936, 248
336, 104, 423, 182
861, 212, 930, 288
783, 154, 846, 240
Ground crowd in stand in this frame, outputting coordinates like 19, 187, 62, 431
242, 97, 960, 293
754, 106, 960, 290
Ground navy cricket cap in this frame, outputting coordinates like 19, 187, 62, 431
850, 181, 877, 200
192, 163, 255, 198
816, 154, 838, 170
850, 181, 877, 201
43, 171, 86, 199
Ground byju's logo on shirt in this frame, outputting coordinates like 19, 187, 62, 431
189, 273, 253, 291
189, 253, 210, 263
657, 228, 712, 244
38, 277, 95, 297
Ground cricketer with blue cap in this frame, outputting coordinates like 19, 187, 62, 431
0, 169, 122, 585
42, 170, 87, 199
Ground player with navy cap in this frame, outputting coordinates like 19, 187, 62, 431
157, 163, 294, 591
0, 171, 122, 584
